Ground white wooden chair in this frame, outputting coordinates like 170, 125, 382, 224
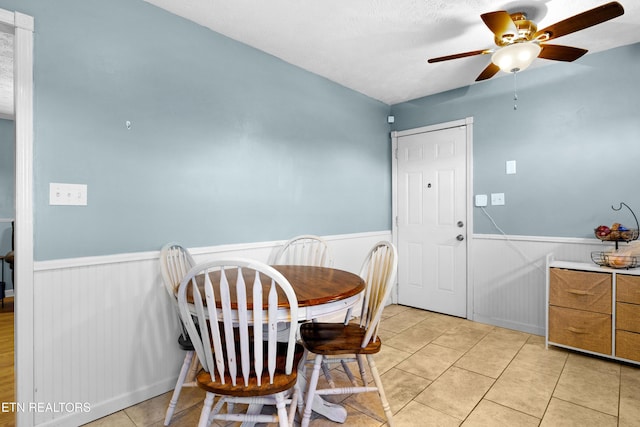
299, 241, 398, 427
177, 258, 303, 427
272, 234, 334, 375
159, 243, 198, 426
272, 235, 332, 267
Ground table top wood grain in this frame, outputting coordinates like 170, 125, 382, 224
189, 265, 365, 311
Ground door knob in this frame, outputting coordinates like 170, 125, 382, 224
456, 234, 464, 241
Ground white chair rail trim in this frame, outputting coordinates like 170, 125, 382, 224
472, 233, 603, 245
34, 230, 391, 271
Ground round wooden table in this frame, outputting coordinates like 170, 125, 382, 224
190, 265, 365, 322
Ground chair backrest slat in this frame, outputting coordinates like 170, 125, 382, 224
267, 280, 278, 383
193, 275, 217, 381
177, 259, 299, 388
253, 272, 264, 386
219, 268, 238, 385
235, 268, 250, 387
272, 234, 332, 267
357, 242, 398, 348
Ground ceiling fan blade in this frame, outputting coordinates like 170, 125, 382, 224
475, 63, 500, 81
534, 1, 624, 41
539, 44, 588, 62
428, 49, 492, 63
481, 11, 518, 38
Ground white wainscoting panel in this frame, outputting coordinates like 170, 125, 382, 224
470, 234, 607, 336
31, 231, 391, 426
33, 257, 178, 426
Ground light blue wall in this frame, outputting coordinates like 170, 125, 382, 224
0, 119, 14, 290
0, 0, 392, 260
391, 43, 640, 238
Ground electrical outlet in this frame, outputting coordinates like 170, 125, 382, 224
491, 193, 505, 206
49, 183, 88, 206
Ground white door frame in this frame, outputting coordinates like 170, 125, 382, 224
391, 117, 474, 318
1, 8, 35, 427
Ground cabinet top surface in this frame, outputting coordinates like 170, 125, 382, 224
549, 260, 640, 276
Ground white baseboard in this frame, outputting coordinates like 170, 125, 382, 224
34, 377, 177, 427
472, 313, 545, 336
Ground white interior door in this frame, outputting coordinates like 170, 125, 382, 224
396, 124, 468, 317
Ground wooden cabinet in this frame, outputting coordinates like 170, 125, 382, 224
615, 275, 640, 362
546, 257, 640, 365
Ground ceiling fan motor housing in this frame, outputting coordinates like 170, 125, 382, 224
495, 13, 538, 46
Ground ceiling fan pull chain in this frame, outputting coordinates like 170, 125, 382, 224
513, 71, 518, 110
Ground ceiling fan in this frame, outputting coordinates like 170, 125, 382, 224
428, 2, 625, 81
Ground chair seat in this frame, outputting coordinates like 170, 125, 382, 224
3, 251, 13, 267
178, 333, 194, 351
300, 322, 382, 355
197, 342, 304, 397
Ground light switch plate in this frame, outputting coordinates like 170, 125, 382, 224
506, 160, 516, 174
475, 194, 488, 207
50, 183, 88, 206
491, 193, 505, 206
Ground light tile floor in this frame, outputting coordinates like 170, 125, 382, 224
85, 305, 640, 426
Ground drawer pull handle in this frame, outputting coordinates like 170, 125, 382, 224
567, 327, 587, 334
567, 289, 594, 296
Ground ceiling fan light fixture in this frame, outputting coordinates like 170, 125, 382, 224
491, 42, 541, 73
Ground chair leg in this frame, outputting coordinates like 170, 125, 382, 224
198, 392, 215, 427
164, 350, 194, 425
187, 351, 200, 381
356, 354, 368, 385
367, 354, 393, 426
301, 354, 323, 427
341, 359, 357, 386
275, 392, 290, 427
321, 356, 335, 387
296, 348, 309, 416
288, 384, 300, 427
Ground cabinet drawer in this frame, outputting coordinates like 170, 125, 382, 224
616, 302, 640, 334
617, 275, 640, 305
616, 330, 640, 362
549, 306, 611, 355
549, 268, 612, 314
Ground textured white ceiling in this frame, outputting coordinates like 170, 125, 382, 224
0, 1, 638, 118
143, 0, 640, 104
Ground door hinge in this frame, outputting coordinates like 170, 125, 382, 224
395, 216, 399, 227
394, 148, 398, 159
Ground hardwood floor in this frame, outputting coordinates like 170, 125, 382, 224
0, 297, 15, 427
